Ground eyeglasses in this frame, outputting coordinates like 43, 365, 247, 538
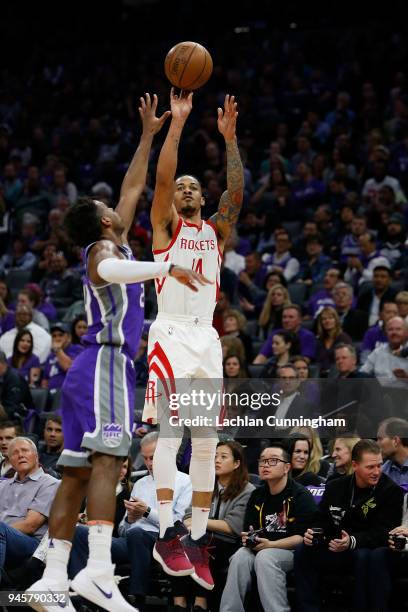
258, 458, 288, 467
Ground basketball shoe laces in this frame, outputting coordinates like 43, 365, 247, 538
167, 534, 190, 558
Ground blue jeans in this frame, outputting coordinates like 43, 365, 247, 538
69, 524, 157, 596
0, 521, 38, 569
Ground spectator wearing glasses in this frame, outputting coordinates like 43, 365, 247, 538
220, 445, 316, 612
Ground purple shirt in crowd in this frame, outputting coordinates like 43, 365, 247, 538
259, 327, 317, 361
7, 353, 41, 382
43, 343, 83, 390
361, 323, 387, 355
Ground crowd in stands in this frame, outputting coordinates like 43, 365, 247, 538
1, 4, 408, 610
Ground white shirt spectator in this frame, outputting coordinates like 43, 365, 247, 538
362, 176, 407, 205
224, 250, 245, 276
119, 470, 192, 535
0, 322, 51, 364
360, 343, 408, 387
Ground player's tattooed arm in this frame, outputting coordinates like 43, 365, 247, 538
117, 93, 170, 238
212, 96, 244, 243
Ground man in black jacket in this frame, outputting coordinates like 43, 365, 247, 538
357, 266, 397, 327
294, 439, 403, 612
220, 444, 316, 612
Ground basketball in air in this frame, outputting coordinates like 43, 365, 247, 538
164, 41, 213, 90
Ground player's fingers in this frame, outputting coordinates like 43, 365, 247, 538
145, 93, 151, 108
157, 110, 172, 125
185, 281, 198, 292
170, 87, 176, 100
224, 94, 229, 109
139, 97, 146, 110
217, 107, 223, 119
152, 93, 158, 110
138, 108, 144, 121
195, 273, 213, 285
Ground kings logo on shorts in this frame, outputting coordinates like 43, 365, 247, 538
102, 423, 124, 447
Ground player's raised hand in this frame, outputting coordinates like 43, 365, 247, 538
170, 87, 193, 123
139, 93, 171, 135
169, 265, 213, 292
217, 94, 238, 141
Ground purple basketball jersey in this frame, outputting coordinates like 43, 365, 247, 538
81, 243, 144, 358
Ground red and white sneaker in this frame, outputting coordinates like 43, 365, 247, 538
153, 526, 194, 577
182, 533, 214, 590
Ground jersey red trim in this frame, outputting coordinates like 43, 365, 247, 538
153, 217, 183, 255
182, 219, 203, 230
205, 219, 224, 258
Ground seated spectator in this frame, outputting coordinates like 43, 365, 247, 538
223, 354, 249, 382
16, 288, 51, 331
0, 421, 22, 478
291, 355, 320, 404
344, 231, 390, 287
0, 350, 33, 419
69, 432, 192, 610
286, 435, 323, 486
222, 309, 253, 363
327, 437, 360, 481
306, 267, 340, 318
221, 335, 246, 364
380, 213, 406, 267
292, 220, 320, 261
172, 441, 255, 612
262, 229, 300, 283
297, 236, 331, 286
25, 283, 57, 323
7, 329, 41, 385
377, 417, 408, 486
265, 364, 315, 425
0, 436, 60, 572
333, 282, 368, 341
254, 304, 317, 364
260, 331, 299, 378
0, 304, 51, 363
315, 306, 351, 376
70, 314, 88, 345
289, 425, 331, 479
220, 444, 316, 612
360, 301, 399, 362
49, 165, 78, 206
396, 290, 408, 323
41, 322, 83, 391
291, 161, 325, 210
38, 415, 64, 476
340, 214, 367, 263
238, 252, 267, 305
30, 243, 57, 283
0, 237, 37, 276
294, 440, 404, 612
362, 157, 407, 206
39, 251, 82, 308
322, 343, 383, 436
258, 283, 290, 338
357, 265, 397, 327
360, 316, 408, 386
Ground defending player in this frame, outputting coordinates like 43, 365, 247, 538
144, 90, 244, 589
28, 95, 210, 612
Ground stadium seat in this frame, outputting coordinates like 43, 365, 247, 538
6, 268, 32, 296
248, 363, 264, 378
288, 283, 308, 305
30, 388, 49, 412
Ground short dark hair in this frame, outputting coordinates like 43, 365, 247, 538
379, 417, 408, 446
261, 444, 290, 463
45, 414, 62, 427
283, 304, 302, 316
64, 197, 103, 247
352, 439, 381, 462
0, 420, 22, 434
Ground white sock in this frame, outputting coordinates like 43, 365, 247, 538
191, 506, 210, 541
43, 538, 71, 584
158, 501, 173, 537
87, 522, 113, 572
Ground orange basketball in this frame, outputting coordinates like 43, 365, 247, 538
164, 41, 213, 90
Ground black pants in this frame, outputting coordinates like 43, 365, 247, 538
294, 544, 392, 612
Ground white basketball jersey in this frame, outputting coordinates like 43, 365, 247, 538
153, 217, 222, 318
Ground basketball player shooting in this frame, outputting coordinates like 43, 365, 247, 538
144, 89, 244, 590
28, 94, 210, 612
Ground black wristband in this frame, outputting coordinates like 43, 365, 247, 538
168, 264, 176, 276
143, 506, 151, 518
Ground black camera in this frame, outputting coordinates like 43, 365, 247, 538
245, 528, 267, 548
